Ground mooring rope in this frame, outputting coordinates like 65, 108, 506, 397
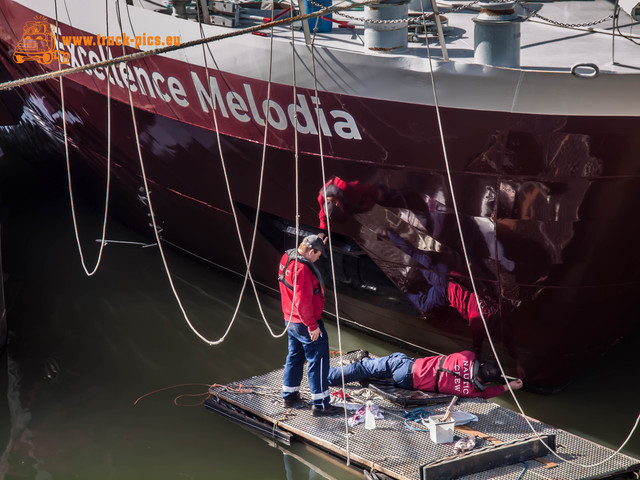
113, 1, 227, 345
233, 0, 293, 338
113, 0, 251, 345
82, 0, 274, 348
192, 2, 262, 343
421, 3, 640, 465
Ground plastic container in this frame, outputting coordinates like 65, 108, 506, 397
365, 401, 376, 430
428, 414, 455, 443
303, 0, 332, 33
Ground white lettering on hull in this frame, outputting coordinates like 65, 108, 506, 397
54, 32, 361, 142
191, 72, 361, 140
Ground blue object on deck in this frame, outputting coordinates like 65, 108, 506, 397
304, 0, 332, 33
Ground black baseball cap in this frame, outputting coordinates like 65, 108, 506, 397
302, 234, 325, 255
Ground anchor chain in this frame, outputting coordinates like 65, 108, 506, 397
308, 0, 613, 27
516, 1, 614, 27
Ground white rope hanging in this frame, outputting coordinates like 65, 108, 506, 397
112, 0, 315, 344
54, 0, 112, 278
112, 2, 246, 345
191, 0, 304, 339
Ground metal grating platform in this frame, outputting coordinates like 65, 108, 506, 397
206, 353, 640, 480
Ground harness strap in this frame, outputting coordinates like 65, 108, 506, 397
278, 250, 324, 295
434, 355, 447, 393
435, 356, 484, 392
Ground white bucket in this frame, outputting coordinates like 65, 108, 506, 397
428, 415, 456, 444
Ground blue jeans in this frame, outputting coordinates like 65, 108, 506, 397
327, 352, 414, 389
282, 319, 330, 408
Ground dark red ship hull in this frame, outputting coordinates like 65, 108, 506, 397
1, 0, 639, 391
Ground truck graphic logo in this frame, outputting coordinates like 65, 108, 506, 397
12, 18, 71, 65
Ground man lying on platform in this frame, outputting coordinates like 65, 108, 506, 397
327, 350, 523, 399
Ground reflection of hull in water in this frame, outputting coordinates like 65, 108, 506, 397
1, 225, 6, 353
1, 0, 640, 391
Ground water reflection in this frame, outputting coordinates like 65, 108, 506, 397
311, 158, 618, 386
283, 450, 335, 480
317, 176, 382, 230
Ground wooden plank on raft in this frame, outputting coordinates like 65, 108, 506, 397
455, 424, 503, 445
456, 420, 558, 469
419, 435, 556, 480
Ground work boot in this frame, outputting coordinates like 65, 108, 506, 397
283, 393, 304, 408
354, 349, 369, 363
311, 405, 342, 417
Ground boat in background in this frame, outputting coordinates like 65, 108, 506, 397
0, 0, 639, 391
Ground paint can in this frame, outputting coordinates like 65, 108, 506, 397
428, 414, 455, 443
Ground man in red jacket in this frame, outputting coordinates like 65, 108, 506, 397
328, 350, 523, 399
279, 234, 341, 416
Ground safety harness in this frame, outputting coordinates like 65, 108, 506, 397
278, 249, 325, 295
434, 355, 486, 393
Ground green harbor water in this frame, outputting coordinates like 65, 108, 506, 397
1, 151, 639, 479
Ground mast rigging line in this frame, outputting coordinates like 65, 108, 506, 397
0, 0, 382, 93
